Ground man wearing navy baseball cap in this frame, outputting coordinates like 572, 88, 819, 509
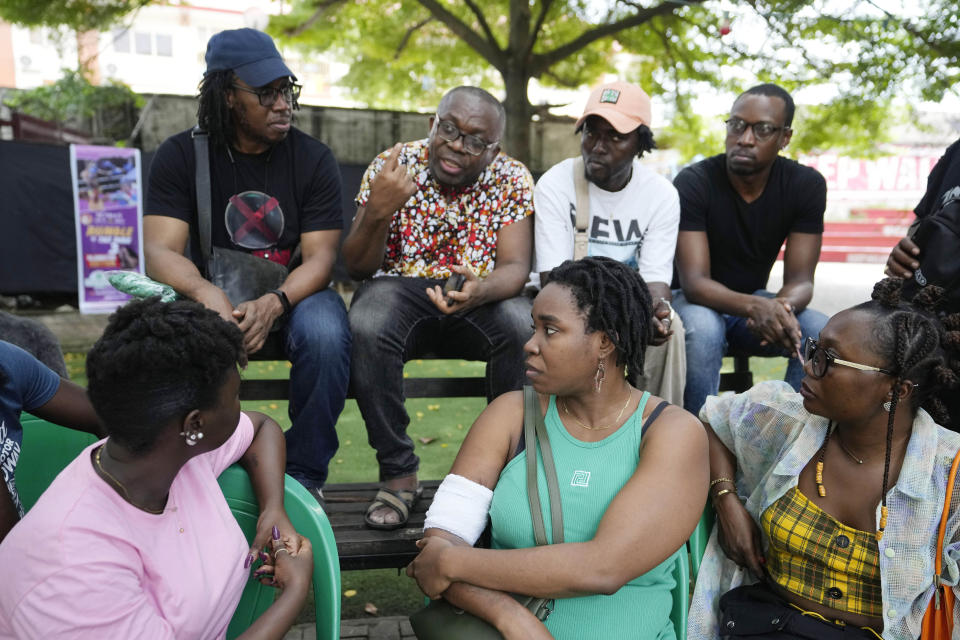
143, 29, 350, 507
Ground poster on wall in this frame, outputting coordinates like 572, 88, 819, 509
70, 144, 144, 314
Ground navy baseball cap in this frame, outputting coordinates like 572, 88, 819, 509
204, 28, 296, 87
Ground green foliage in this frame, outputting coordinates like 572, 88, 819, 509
4, 69, 142, 133
0, 0, 150, 32
273, 0, 959, 163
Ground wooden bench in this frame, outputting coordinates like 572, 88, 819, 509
324, 480, 440, 571
240, 336, 752, 571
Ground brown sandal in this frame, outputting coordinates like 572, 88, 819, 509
364, 485, 423, 530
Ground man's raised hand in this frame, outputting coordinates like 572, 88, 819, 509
365, 143, 418, 221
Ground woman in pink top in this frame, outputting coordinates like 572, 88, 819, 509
0, 298, 313, 639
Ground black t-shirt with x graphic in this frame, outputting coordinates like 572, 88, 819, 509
145, 126, 343, 268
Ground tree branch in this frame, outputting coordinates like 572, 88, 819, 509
462, 0, 499, 49
527, 0, 556, 57
394, 17, 434, 59
863, 0, 955, 58
282, 0, 349, 37
415, 0, 504, 68
531, 0, 708, 74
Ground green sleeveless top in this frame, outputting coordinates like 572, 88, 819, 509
488, 393, 679, 640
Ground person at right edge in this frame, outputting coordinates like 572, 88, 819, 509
885, 135, 960, 425
672, 83, 828, 416
688, 278, 960, 638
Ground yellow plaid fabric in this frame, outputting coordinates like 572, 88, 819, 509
761, 487, 882, 618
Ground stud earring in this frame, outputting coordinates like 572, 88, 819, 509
883, 401, 892, 412
180, 430, 204, 446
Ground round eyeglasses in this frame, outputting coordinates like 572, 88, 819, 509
803, 337, 895, 379
433, 116, 498, 156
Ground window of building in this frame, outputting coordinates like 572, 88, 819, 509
155, 34, 173, 57
113, 28, 130, 53
134, 31, 152, 55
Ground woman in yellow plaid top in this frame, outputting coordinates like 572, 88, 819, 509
689, 278, 960, 640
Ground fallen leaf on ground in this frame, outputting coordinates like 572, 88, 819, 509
364, 602, 379, 616
427, 404, 440, 411
418, 437, 436, 445
343, 589, 357, 598
415, 411, 425, 419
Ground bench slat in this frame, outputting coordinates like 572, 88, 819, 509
325, 480, 440, 571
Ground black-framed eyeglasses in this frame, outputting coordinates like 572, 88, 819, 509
433, 115, 498, 156
725, 117, 788, 142
803, 337, 895, 379
232, 83, 301, 108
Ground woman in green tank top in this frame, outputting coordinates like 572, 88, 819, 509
407, 257, 709, 639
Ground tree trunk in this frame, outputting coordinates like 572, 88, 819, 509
501, 68, 532, 167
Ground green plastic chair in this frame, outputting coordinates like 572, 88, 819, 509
688, 503, 716, 582
669, 547, 690, 640
218, 464, 341, 640
17, 414, 97, 511
15, 416, 340, 639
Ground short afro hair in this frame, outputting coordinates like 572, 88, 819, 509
86, 297, 246, 456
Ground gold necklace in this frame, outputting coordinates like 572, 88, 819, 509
834, 430, 865, 464
94, 445, 165, 515
560, 390, 633, 431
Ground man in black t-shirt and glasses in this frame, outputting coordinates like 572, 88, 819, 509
144, 29, 350, 506
672, 83, 828, 414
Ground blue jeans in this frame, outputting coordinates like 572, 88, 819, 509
349, 277, 531, 480
281, 288, 351, 489
673, 289, 828, 415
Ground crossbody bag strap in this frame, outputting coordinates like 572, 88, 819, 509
191, 126, 213, 274
524, 386, 549, 546
534, 399, 564, 545
571, 157, 590, 261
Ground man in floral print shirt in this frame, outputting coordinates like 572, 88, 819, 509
343, 86, 534, 529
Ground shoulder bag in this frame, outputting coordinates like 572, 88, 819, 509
921, 447, 960, 639
409, 386, 563, 639
191, 127, 288, 307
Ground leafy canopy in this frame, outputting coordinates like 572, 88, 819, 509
0, 0, 150, 32
272, 0, 959, 160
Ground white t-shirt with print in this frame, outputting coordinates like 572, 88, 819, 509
532, 157, 679, 288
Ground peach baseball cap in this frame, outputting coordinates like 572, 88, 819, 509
575, 81, 652, 133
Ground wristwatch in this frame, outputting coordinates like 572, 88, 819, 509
268, 289, 291, 317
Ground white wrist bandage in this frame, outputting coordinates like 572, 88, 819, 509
423, 473, 493, 545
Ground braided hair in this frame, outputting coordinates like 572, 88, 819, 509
86, 297, 246, 456
196, 70, 236, 148
547, 256, 654, 380
852, 277, 960, 539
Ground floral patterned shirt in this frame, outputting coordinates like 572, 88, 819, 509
688, 381, 960, 640
354, 139, 534, 279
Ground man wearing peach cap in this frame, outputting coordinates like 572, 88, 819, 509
532, 81, 685, 404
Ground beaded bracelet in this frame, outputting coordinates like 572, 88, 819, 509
709, 477, 735, 488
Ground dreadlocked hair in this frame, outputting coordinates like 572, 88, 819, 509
86, 297, 246, 456
574, 122, 657, 159
196, 70, 236, 148
851, 277, 960, 539
547, 256, 653, 381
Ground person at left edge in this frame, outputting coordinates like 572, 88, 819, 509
144, 28, 350, 505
